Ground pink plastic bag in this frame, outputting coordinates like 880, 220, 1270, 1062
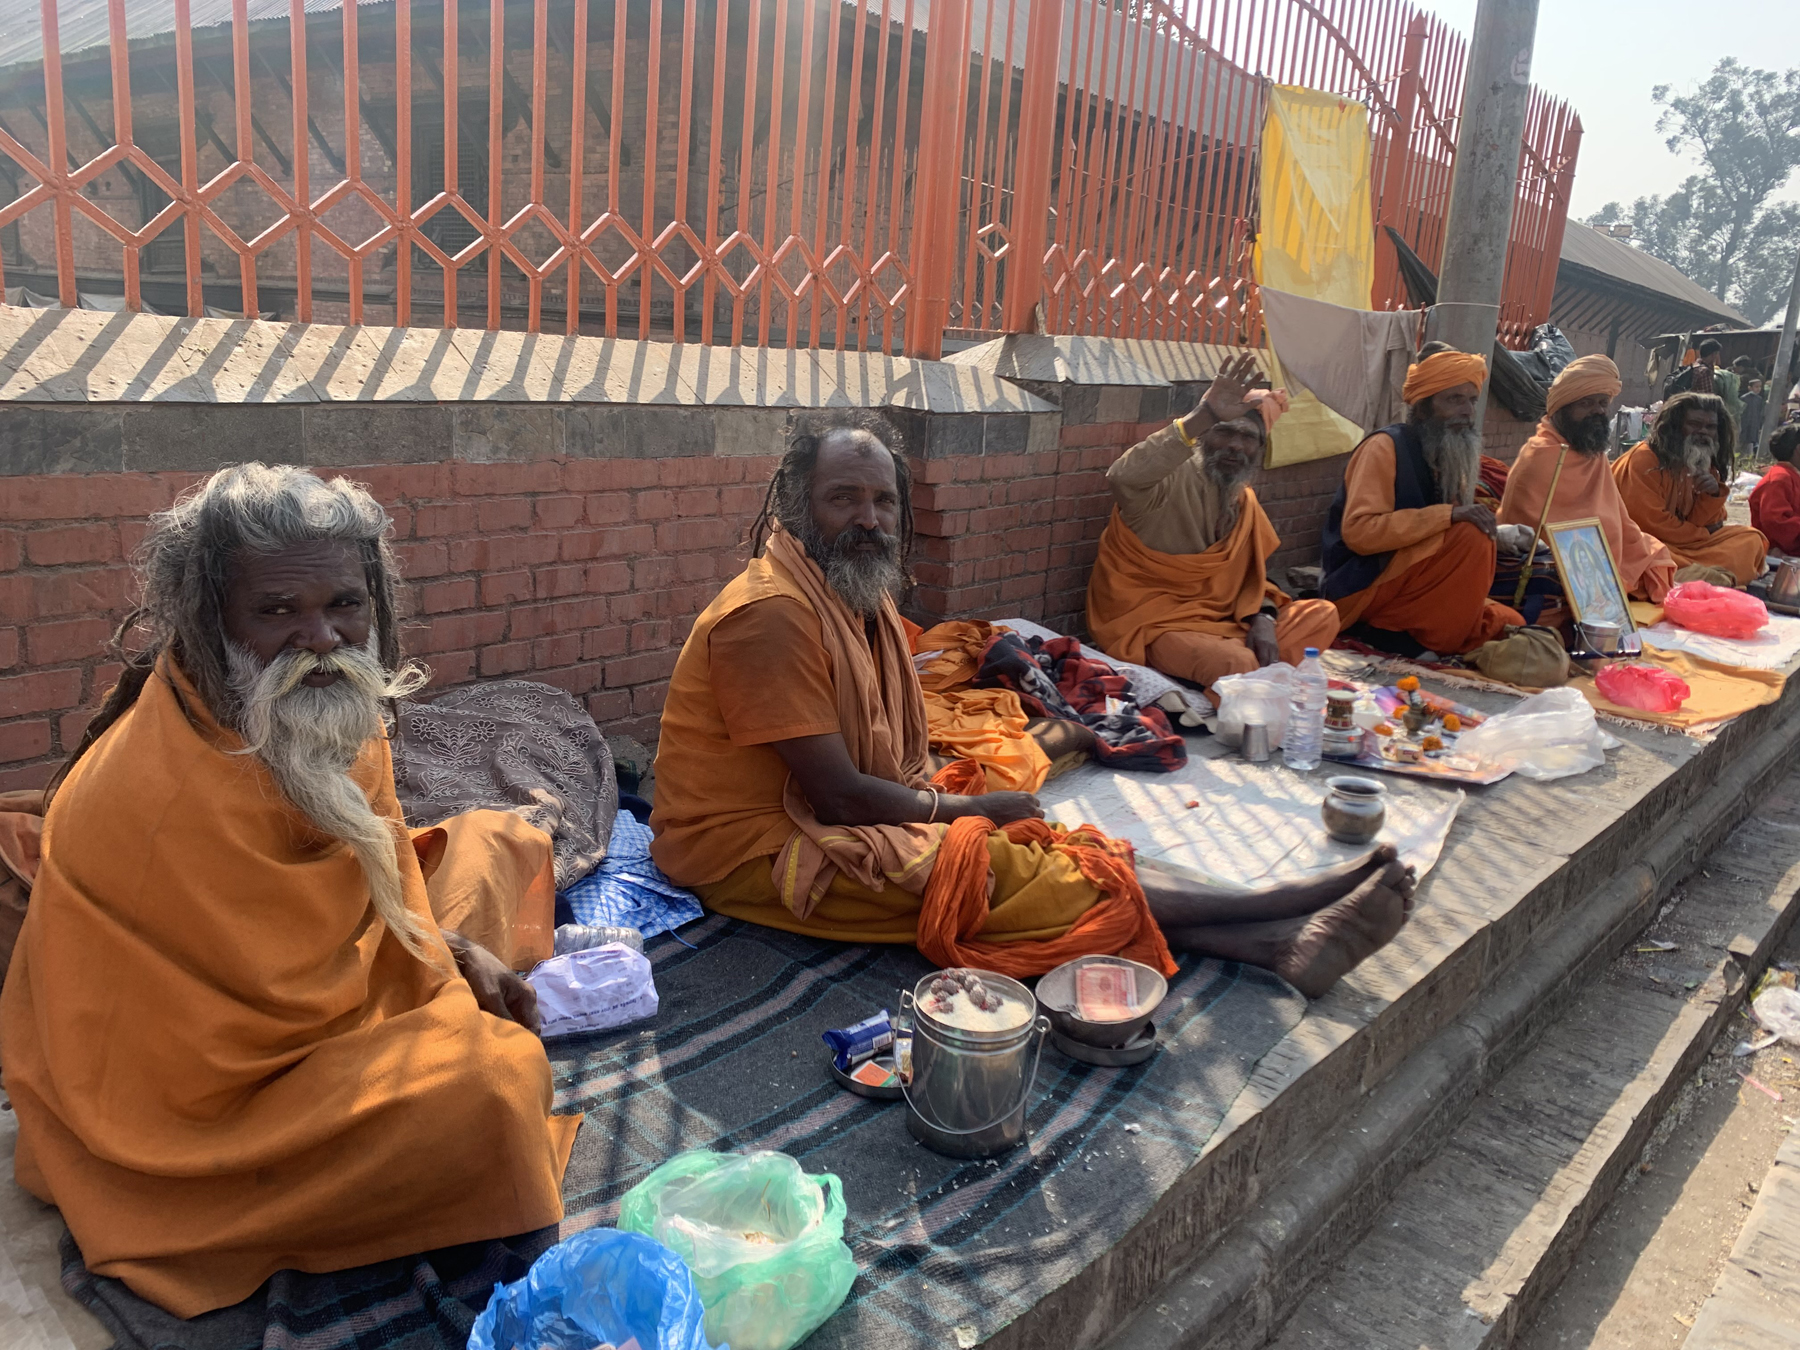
1661, 581, 1769, 639
1595, 662, 1691, 712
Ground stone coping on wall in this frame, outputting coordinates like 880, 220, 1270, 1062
0, 306, 1054, 416
945, 332, 1270, 389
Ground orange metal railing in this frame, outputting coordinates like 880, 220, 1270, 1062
0, 0, 1577, 358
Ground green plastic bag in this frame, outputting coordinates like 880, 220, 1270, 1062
618, 1150, 857, 1350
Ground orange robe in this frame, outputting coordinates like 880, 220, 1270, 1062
1751, 461, 1800, 555
1331, 432, 1521, 654
1611, 441, 1768, 584
1087, 500, 1338, 687
0, 659, 579, 1318
1499, 420, 1676, 602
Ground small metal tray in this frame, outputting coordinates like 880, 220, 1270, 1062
1050, 1021, 1159, 1067
829, 1049, 904, 1099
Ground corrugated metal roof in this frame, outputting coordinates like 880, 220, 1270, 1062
0, 1, 379, 74
1558, 221, 1749, 326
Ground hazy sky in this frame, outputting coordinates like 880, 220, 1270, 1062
1417, 0, 1800, 219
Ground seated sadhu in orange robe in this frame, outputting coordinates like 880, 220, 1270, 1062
1320, 345, 1524, 655
1612, 392, 1768, 585
1086, 351, 1339, 691
1499, 355, 1677, 602
0, 465, 578, 1319
649, 411, 1416, 997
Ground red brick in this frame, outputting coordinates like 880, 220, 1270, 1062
655, 518, 735, 552
585, 689, 632, 724
533, 663, 608, 698
630, 620, 673, 652
0, 763, 53, 792
0, 719, 51, 764
416, 613, 507, 653
583, 625, 629, 659
426, 649, 477, 685
477, 497, 534, 532
657, 458, 731, 487
28, 617, 112, 666
86, 662, 122, 702
478, 642, 534, 676
510, 599, 610, 639
719, 485, 765, 516
635, 489, 675, 520
585, 561, 633, 594
583, 492, 633, 525
480, 570, 534, 606
560, 525, 657, 561
610, 714, 661, 744
452, 461, 563, 496
33, 568, 131, 620
563, 460, 660, 492
419, 579, 478, 613
413, 502, 479, 537
531, 634, 584, 668
386, 505, 413, 539
57, 709, 90, 749
534, 565, 590, 599
448, 534, 560, 571
631, 556, 679, 591
673, 488, 719, 517
395, 540, 450, 578
0, 530, 19, 570
533, 495, 587, 529
632, 681, 668, 717
676, 553, 717, 583
0, 668, 82, 717
0, 628, 17, 669
24, 523, 112, 566
334, 464, 453, 502
602, 650, 680, 688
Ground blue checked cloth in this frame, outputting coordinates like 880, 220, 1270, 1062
557, 811, 703, 939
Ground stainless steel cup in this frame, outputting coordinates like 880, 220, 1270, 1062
1241, 717, 1272, 762
1577, 621, 1622, 654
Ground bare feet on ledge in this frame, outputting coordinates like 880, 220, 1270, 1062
1270, 858, 1414, 998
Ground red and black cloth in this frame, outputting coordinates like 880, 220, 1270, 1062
975, 632, 1187, 772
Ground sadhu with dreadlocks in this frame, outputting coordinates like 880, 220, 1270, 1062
1, 464, 577, 1318
1612, 390, 1769, 586
650, 410, 1416, 995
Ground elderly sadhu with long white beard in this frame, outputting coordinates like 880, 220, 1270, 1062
1320, 342, 1525, 655
0, 465, 579, 1318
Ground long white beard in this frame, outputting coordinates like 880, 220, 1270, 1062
1421, 421, 1483, 507
1682, 434, 1718, 476
226, 638, 434, 960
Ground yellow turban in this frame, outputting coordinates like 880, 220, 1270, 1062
1402, 350, 1487, 404
1545, 353, 1622, 415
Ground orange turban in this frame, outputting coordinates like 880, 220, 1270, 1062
1545, 353, 1622, 415
1402, 350, 1487, 404
1245, 387, 1290, 430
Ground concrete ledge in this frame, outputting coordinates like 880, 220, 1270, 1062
974, 667, 1800, 1350
0, 306, 1054, 413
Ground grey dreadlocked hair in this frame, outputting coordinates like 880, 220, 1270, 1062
747, 408, 916, 567
54, 463, 409, 788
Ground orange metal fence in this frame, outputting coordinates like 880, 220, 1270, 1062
0, 0, 1578, 358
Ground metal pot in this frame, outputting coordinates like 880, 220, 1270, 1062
1321, 775, 1387, 844
1576, 621, 1622, 655
900, 970, 1048, 1159
1771, 558, 1800, 608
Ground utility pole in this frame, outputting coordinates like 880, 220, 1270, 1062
1760, 243, 1800, 460
1425, 0, 1540, 423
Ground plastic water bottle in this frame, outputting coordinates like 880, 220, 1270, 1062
1283, 647, 1328, 772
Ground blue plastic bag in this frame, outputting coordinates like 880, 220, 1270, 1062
470, 1228, 721, 1350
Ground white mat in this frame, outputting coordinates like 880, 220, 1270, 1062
1639, 613, 1800, 672
989, 616, 1209, 716
1038, 757, 1463, 890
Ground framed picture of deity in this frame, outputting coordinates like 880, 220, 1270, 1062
1545, 517, 1639, 652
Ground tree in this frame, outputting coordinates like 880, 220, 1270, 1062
1585, 60, 1800, 324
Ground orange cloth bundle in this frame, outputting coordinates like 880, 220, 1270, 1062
916, 816, 1177, 979
922, 688, 1051, 793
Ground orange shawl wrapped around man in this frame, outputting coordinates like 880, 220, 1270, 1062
0, 659, 579, 1318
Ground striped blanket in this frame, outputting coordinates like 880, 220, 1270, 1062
60, 919, 1304, 1350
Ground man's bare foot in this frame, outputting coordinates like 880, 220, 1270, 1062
1271, 860, 1411, 998
1256, 842, 1399, 913
1027, 716, 1099, 761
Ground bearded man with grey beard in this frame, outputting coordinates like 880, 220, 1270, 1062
1085, 350, 1340, 690
0, 464, 581, 1321
1320, 344, 1524, 655
1613, 391, 1769, 585
651, 410, 1419, 1002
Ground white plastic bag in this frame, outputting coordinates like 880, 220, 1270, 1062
1214, 663, 1294, 749
1753, 986, 1800, 1045
528, 942, 659, 1037
1452, 687, 1611, 781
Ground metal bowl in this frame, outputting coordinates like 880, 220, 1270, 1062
1035, 955, 1167, 1049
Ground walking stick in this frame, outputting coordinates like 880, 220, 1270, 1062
1512, 443, 1569, 610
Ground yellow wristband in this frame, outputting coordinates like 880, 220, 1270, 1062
1173, 416, 1197, 448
